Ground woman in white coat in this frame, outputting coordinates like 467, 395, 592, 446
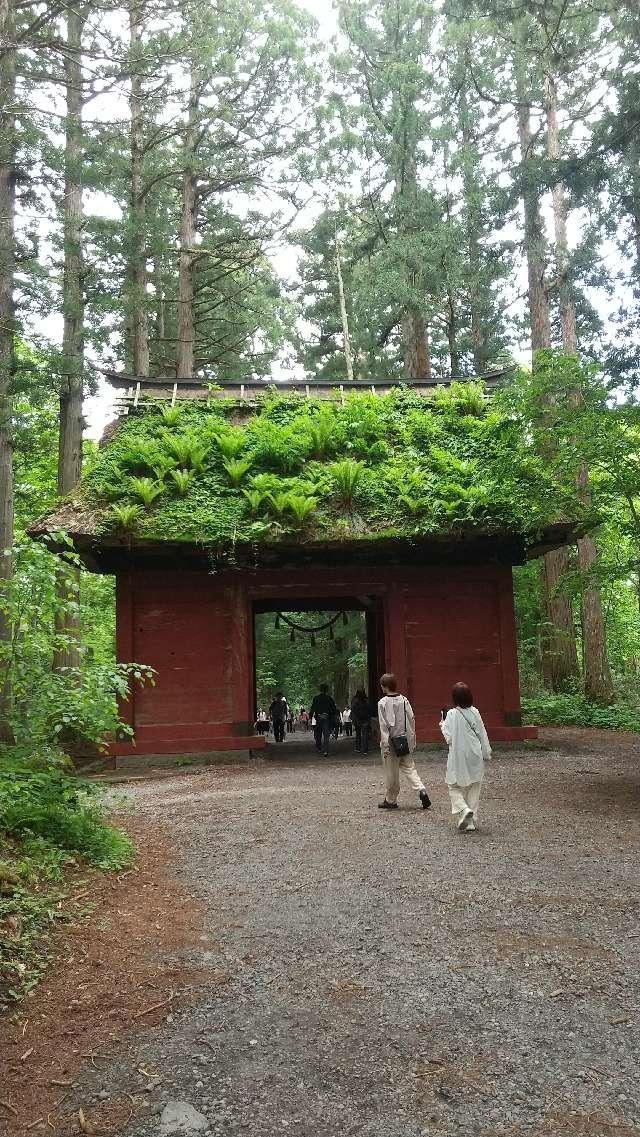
440, 682, 491, 832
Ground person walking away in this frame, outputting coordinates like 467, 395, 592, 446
310, 684, 339, 756
378, 673, 431, 811
440, 682, 491, 832
269, 692, 289, 743
342, 707, 353, 737
351, 688, 372, 754
299, 707, 310, 731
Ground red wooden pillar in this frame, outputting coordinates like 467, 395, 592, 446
229, 581, 255, 736
115, 571, 135, 737
497, 566, 524, 726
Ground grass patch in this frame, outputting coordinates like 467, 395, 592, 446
0, 747, 132, 1005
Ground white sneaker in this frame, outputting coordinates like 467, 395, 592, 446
457, 809, 473, 832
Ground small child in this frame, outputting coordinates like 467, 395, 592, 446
440, 682, 491, 833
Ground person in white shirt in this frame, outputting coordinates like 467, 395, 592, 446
377, 673, 431, 811
440, 682, 492, 833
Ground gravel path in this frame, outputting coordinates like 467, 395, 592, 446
66, 737, 640, 1137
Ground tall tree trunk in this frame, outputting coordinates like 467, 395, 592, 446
446, 287, 459, 376
335, 237, 354, 383
127, 0, 149, 377
517, 86, 579, 686
176, 58, 198, 379
401, 311, 431, 378
55, 4, 85, 673
0, 0, 16, 739
459, 80, 488, 374
546, 72, 613, 703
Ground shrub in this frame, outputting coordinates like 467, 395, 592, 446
522, 692, 640, 732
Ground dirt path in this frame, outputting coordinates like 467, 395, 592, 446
2, 733, 640, 1137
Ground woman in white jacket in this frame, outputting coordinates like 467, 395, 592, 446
440, 682, 491, 832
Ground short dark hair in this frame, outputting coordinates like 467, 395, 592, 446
452, 682, 473, 708
354, 688, 367, 700
319, 683, 328, 693
380, 673, 397, 692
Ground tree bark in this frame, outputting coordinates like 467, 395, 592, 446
459, 80, 489, 374
546, 72, 613, 703
176, 56, 198, 379
401, 310, 431, 378
55, 3, 85, 673
517, 82, 578, 685
127, 0, 149, 377
446, 287, 459, 376
335, 236, 354, 383
0, 0, 15, 739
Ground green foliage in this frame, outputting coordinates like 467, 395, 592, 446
0, 750, 133, 1003
242, 488, 270, 515
283, 494, 319, 524
78, 378, 590, 547
163, 433, 208, 471
170, 468, 194, 497
109, 502, 144, 531
129, 476, 164, 507
223, 457, 253, 486
215, 430, 247, 460
0, 537, 154, 749
160, 405, 183, 427
522, 692, 640, 733
327, 459, 366, 507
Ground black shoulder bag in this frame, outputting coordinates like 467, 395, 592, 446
390, 698, 411, 757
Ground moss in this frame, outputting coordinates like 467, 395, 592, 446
73, 385, 585, 548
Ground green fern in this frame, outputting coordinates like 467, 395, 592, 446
216, 430, 246, 460
160, 405, 183, 427
308, 411, 336, 459
242, 488, 270, 515
286, 494, 318, 524
328, 459, 365, 507
129, 477, 164, 507
249, 473, 281, 495
223, 458, 252, 486
170, 468, 194, 497
163, 434, 208, 471
269, 491, 291, 517
110, 503, 143, 531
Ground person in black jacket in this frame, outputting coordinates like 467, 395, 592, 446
310, 685, 339, 756
351, 688, 373, 754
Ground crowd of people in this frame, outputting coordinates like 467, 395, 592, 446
254, 687, 377, 756
255, 674, 492, 833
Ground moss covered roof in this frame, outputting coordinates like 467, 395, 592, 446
30, 384, 586, 562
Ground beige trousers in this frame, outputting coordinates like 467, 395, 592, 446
383, 753, 425, 804
448, 781, 483, 824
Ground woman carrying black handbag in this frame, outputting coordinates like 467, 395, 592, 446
377, 673, 431, 811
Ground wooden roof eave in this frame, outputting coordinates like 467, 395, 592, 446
28, 520, 582, 574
